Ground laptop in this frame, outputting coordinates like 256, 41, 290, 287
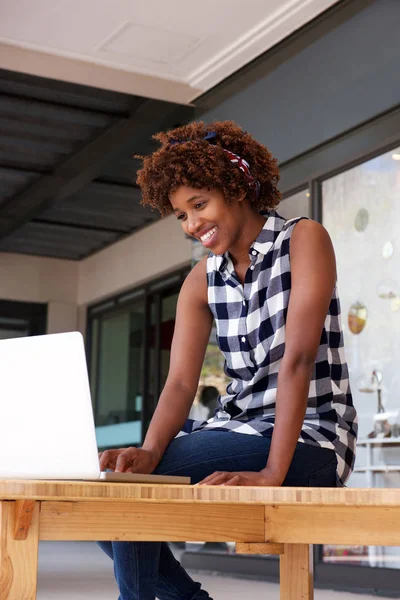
0, 332, 190, 484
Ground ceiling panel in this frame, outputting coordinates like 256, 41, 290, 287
0, 168, 41, 208
0, 221, 121, 260
39, 182, 158, 232
0, 69, 192, 259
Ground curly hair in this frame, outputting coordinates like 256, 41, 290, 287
136, 121, 281, 216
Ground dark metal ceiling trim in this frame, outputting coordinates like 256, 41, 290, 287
32, 218, 127, 235
0, 90, 130, 120
0, 67, 138, 114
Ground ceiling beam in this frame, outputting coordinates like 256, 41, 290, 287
0, 100, 193, 239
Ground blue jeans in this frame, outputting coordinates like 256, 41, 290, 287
98, 430, 337, 600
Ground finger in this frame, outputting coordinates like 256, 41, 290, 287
222, 475, 241, 486
200, 473, 230, 486
99, 451, 113, 471
197, 471, 225, 485
115, 449, 136, 472
115, 453, 128, 472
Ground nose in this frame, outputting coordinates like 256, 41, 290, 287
186, 214, 202, 235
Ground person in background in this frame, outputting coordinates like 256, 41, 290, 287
99, 121, 358, 600
190, 385, 219, 421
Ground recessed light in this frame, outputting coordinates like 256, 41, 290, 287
306, 192, 310, 197
392, 153, 400, 161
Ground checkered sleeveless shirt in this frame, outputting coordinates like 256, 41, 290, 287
184, 211, 357, 485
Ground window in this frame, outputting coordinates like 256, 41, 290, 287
278, 188, 311, 220
322, 145, 400, 569
0, 300, 47, 338
88, 269, 188, 449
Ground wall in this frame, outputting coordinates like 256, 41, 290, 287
200, 0, 400, 164
0, 252, 78, 334
78, 215, 192, 307
0, 216, 191, 336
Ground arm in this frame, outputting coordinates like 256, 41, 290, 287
141, 258, 213, 463
99, 257, 213, 473
261, 219, 336, 484
199, 219, 336, 486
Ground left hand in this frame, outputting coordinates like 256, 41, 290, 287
197, 469, 283, 487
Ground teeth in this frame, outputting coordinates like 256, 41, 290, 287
200, 227, 217, 242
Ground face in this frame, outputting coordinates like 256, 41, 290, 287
170, 186, 244, 255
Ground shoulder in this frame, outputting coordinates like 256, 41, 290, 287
180, 256, 208, 306
290, 219, 334, 255
289, 219, 336, 283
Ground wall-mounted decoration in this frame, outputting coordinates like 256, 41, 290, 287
354, 208, 369, 232
382, 241, 394, 259
391, 297, 400, 312
376, 279, 398, 299
348, 301, 367, 334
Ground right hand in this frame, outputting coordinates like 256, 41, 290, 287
99, 447, 160, 474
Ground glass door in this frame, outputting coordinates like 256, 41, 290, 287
321, 145, 400, 571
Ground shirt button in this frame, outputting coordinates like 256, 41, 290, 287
252, 250, 257, 256
250, 265, 255, 270
241, 336, 246, 342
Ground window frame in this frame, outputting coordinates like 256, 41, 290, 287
0, 299, 47, 337
86, 266, 189, 446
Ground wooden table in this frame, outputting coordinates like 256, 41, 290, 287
2, 481, 400, 600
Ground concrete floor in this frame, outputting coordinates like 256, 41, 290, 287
37, 542, 381, 600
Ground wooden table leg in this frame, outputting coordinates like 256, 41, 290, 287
0, 500, 40, 600
280, 543, 313, 600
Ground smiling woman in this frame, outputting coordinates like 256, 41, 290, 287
98, 121, 358, 600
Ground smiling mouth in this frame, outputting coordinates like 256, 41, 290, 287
199, 227, 217, 243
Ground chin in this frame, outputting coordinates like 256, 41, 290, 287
211, 244, 227, 255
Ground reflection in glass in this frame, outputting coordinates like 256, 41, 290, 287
376, 280, 398, 299
348, 302, 367, 334
96, 301, 145, 431
354, 208, 369, 232
382, 241, 394, 259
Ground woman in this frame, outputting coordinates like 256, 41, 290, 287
99, 121, 357, 600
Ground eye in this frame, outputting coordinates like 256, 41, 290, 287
194, 201, 206, 210
176, 213, 186, 221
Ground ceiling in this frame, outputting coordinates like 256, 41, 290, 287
0, 0, 338, 103
0, 69, 193, 259
0, 0, 339, 260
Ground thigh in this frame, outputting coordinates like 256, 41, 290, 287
154, 431, 337, 487
153, 431, 272, 484
283, 443, 337, 487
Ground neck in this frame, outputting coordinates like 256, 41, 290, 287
229, 208, 267, 266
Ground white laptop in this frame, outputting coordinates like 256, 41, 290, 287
0, 332, 190, 484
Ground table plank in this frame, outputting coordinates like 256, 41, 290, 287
39, 501, 265, 542
2, 480, 400, 506
265, 505, 400, 545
